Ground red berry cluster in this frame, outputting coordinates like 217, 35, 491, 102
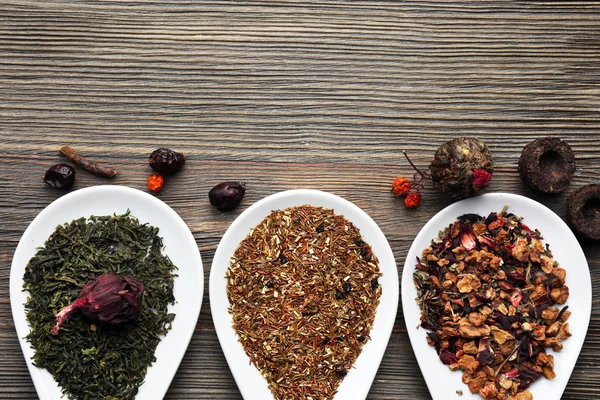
391, 176, 422, 208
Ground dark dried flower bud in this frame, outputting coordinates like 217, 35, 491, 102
149, 148, 186, 174
429, 137, 494, 200
52, 273, 144, 334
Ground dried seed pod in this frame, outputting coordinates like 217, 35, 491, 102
566, 184, 600, 241
43, 163, 76, 189
519, 137, 575, 193
149, 148, 186, 174
52, 273, 144, 334
429, 137, 494, 200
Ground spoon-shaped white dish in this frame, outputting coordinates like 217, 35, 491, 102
402, 193, 591, 400
10, 185, 203, 400
210, 189, 398, 400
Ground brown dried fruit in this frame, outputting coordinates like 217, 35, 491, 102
457, 274, 482, 293
468, 312, 486, 327
467, 371, 488, 393
541, 307, 559, 325
463, 340, 478, 355
566, 184, 600, 241
491, 326, 515, 345
515, 390, 533, 400
551, 286, 569, 304
546, 321, 561, 337
557, 323, 572, 340
542, 364, 556, 380
459, 323, 491, 338
479, 382, 498, 399
544, 337, 563, 351
498, 374, 513, 390
458, 354, 480, 374
519, 137, 575, 193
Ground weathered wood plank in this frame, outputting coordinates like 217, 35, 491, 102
1, 1, 599, 399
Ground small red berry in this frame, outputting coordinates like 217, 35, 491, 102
147, 174, 164, 192
392, 177, 411, 196
404, 192, 422, 208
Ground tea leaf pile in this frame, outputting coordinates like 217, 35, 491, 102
23, 212, 177, 400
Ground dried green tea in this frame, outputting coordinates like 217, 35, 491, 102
227, 205, 382, 400
23, 212, 177, 400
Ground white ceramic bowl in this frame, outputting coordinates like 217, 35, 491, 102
10, 185, 203, 400
402, 193, 592, 400
210, 189, 398, 400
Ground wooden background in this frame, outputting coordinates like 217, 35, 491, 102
1, 1, 599, 399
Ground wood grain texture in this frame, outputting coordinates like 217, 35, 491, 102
1, 0, 599, 398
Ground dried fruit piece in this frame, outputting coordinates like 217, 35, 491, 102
565, 184, 600, 241
429, 137, 494, 200
43, 163, 75, 189
149, 148, 186, 174
209, 181, 246, 211
519, 137, 575, 193
52, 273, 144, 334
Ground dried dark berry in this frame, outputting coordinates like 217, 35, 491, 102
279, 255, 288, 265
43, 163, 75, 189
335, 290, 344, 300
208, 181, 246, 211
429, 137, 494, 200
265, 281, 274, 288
275, 337, 280, 343
566, 184, 600, 240
342, 282, 351, 293
519, 137, 575, 193
316, 224, 325, 233
371, 279, 379, 290
149, 148, 186, 174
334, 367, 347, 377
354, 238, 365, 247
358, 335, 366, 342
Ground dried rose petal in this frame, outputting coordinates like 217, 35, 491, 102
440, 351, 458, 365
509, 288, 523, 308
460, 227, 477, 251
505, 367, 520, 379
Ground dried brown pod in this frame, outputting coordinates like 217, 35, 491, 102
429, 137, 494, 200
566, 184, 600, 241
519, 137, 575, 193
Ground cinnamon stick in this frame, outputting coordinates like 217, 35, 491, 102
60, 146, 118, 178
